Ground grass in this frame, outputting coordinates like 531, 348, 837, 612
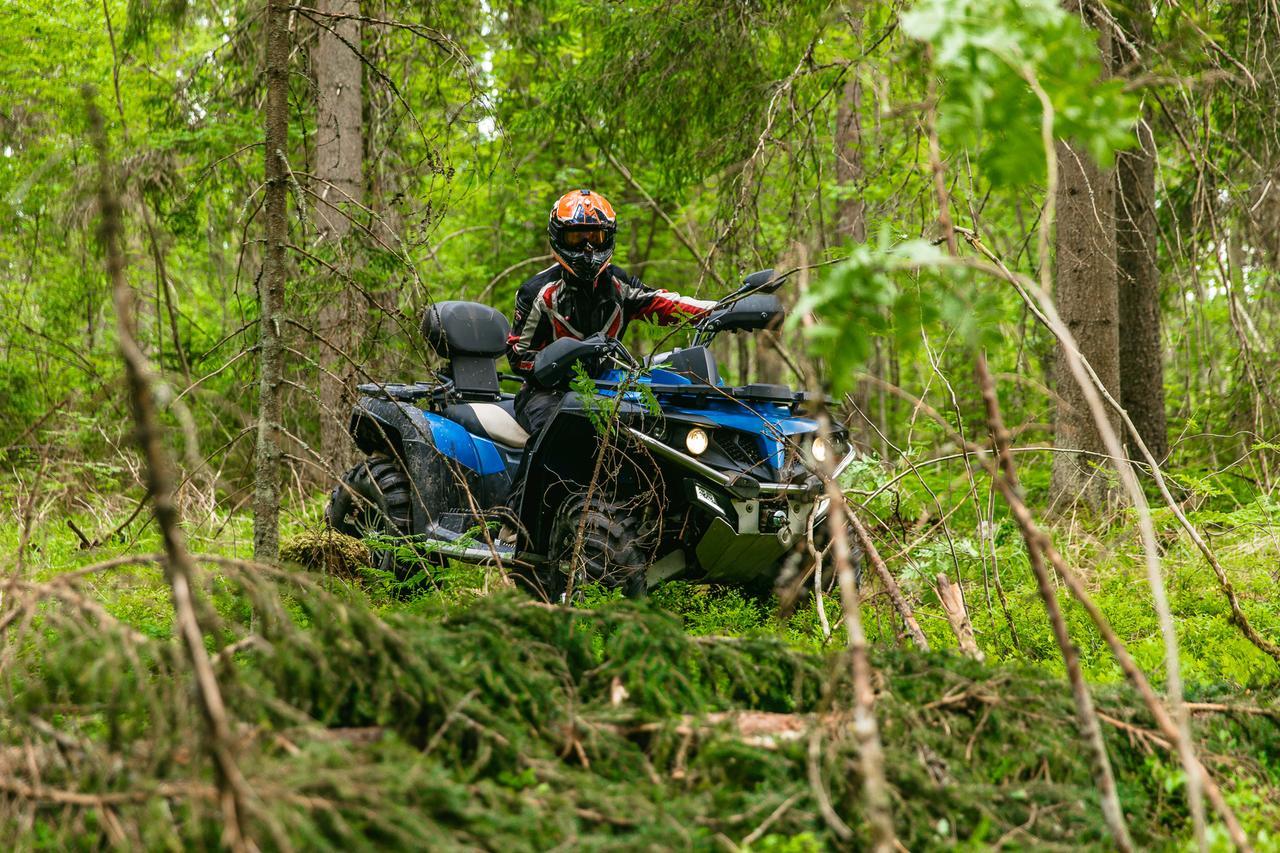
1, 480, 1279, 848
10, 486, 1280, 687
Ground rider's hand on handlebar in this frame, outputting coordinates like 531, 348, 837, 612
606, 336, 640, 369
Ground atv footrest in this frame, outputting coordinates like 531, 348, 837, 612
436, 511, 491, 537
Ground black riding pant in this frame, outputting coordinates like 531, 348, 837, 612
514, 387, 564, 436
507, 387, 563, 514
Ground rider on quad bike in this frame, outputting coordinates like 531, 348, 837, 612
326, 190, 861, 601
508, 189, 716, 435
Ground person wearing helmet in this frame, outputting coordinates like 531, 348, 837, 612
507, 189, 715, 435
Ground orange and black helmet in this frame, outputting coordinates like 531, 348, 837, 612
548, 189, 617, 283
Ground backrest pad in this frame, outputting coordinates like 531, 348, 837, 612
421, 301, 510, 358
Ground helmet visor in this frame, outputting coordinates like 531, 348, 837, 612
562, 228, 610, 248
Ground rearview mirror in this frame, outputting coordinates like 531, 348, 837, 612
741, 268, 780, 293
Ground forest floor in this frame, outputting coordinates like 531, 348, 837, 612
3, 492, 1280, 849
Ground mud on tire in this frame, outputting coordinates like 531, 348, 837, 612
527, 493, 654, 601
326, 455, 415, 578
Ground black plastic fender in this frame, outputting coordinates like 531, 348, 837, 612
347, 397, 462, 536
515, 392, 658, 556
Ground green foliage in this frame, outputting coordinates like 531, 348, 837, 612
2, 0, 1280, 846
7, 553, 1280, 847
570, 360, 613, 436
902, 0, 1137, 185
535, 0, 832, 196
790, 234, 1000, 394
4, 480, 1280, 848
570, 361, 660, 438
122, 0, 190, 48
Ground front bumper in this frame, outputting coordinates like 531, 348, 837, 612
629, 426, 854, 583
626, 427, 855, 498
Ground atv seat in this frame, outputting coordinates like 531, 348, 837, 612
421, 300, 510, 399
442, 398, 530, 448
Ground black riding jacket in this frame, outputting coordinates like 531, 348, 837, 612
506, 263, 714, 385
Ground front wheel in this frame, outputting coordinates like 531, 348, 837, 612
521, 493, 654, 601
766, 517, 865, 613
326, 455, 416, 578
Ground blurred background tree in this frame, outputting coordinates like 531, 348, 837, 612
0, 0, 1277, 524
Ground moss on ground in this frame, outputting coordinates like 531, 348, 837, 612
5, 564, 1280, 849
281, 528, 371, 578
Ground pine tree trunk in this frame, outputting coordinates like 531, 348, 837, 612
1049, 10, 1121, 511
254, 0, 290, 561
834, 33, 865, 244
1113, 7, 1168, 462
1116, 118, 1166, 461
755, 332, 786, 385
314, 0, 364, 474
834, 11, 874, 449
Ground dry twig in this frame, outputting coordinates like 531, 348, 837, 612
88, 91, 255, 852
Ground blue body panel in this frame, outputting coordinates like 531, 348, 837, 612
415, 409, 508, 475
598, 368, 819, 469
423, 367, 817, 475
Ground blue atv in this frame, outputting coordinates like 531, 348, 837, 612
326, 269, 858, 600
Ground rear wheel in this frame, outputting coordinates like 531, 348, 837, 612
522, 493, 653, 601
326, 455, 416, 578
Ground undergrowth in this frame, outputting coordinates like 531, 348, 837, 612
1, 487, 1279, 848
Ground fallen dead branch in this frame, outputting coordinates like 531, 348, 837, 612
975, 352, 1133, 851
935, 572, 982, 661
89, 91, 255, 852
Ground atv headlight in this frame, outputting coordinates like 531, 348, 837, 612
685, 427, 710, 455
804, 434, 849, 468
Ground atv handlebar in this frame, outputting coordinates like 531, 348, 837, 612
691, 268, 786, 346
533, 268, 784, 386
532, 333, 637, 388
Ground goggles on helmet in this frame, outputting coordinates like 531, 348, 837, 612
562, 228, 609, 249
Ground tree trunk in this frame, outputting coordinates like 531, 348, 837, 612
1113, 8, 1168, 462
314, 0, 364, 474
833, 29, 866, 244
1050, 12, 1121, 511
1115, 116, 1166, 461
254, 0, 290, 561
755, 332, 786, 385
835, 11, 881, 453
